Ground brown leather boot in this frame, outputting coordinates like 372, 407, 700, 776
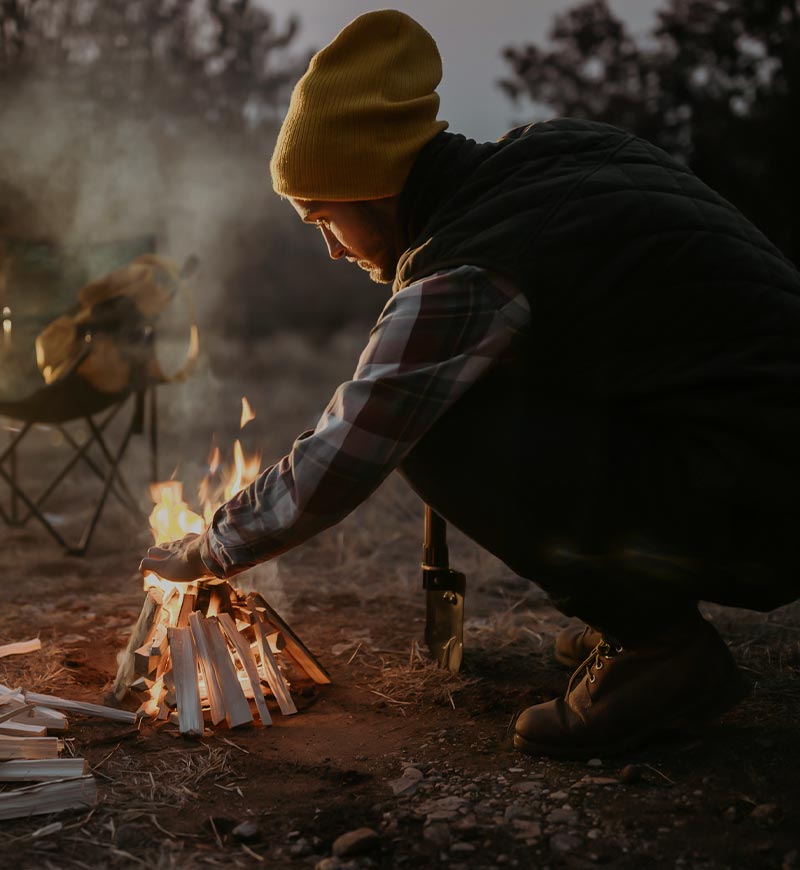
554, 623, 602, 667
516, 614, 747, 758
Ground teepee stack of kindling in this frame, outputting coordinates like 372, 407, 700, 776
113, 581, 330, 736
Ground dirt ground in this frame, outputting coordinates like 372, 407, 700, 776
1, 331, 799, 869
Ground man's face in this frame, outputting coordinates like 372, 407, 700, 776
289, 197, 404, 284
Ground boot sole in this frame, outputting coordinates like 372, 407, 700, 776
513, 675, 749, 760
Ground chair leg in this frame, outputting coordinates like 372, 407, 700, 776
9, 434, 18, 523
14, 404, 132, 526
1, 421, 33, 527
82, 411, 145, 518
0, 462, 69, 549
68, 393, 144, 556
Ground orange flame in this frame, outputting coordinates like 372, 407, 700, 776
240, 396, 255, 429
140, 434, 262, 718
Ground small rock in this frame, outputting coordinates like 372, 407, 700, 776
454, 814, 477, 832
549, 790, 569, 801
619, 764, 642, 784
232, 821, 260, 841
504, 803, 533, 823
546, 808, 579, 826
722, 806, 738, 823
551, 832, 582, 853
450, 842, 477, 853
751, 804, 782, 824
404, 767, 424, 781
331, 828, 381, 858
512, 820, 542, 839
289, 838, 312, 857
512, 781, 542, 795
423, 822, 451, 848
388, 768, 425, 795
587, 828, 602, 840
587, 758, 603, 768
315, 859, 341, 870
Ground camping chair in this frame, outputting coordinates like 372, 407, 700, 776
0, 237, 198, 555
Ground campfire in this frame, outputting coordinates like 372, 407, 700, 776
112, 398, 330, 736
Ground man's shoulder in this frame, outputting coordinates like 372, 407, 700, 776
497, 116, 632, 146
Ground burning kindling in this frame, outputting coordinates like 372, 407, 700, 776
114, 399, 330, 736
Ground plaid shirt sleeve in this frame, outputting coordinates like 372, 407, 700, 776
200, 265, 530, 578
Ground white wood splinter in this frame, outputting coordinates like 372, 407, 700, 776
23, 692, 137, 724
0, 638, 42, 659
188, 612, 226, 726
0, 736, 61, 761
0, 758, 88, 782
204, 618, 253, 729
167, 627, 203, 737
15, 707, 68, 733
252, 615, 297, 716
217, 613, 272, 726
0, 721, 47, 737
112, 587, 163, 700
0, 775, 97, 821
247, 593, 331, 685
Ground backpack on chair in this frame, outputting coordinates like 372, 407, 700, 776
35, 253, 199, 393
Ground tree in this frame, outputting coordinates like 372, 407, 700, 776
499, 0, 800, 266
0, 0, 302, 129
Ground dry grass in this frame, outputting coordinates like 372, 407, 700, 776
0, 642, 77, 696
355, 639, 479, 712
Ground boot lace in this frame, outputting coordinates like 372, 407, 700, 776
566, 639, 624, 696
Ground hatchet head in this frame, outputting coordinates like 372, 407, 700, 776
422, 505, 465, 672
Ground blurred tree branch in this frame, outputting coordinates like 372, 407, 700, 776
499, 0, 800, 265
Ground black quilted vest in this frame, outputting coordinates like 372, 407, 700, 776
395, 120, 800, 465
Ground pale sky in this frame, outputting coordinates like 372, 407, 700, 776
259, 0, 662, 141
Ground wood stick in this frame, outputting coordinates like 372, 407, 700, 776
112, 588, 163, 700
0, 736, 60, 761
0, 638, 42, 658
0, 721, 47, 737
0, 776, 97, 820
207, 583, 236, 618
188, 612, 226, 726
246, 593, 331, 684
23, 693, 138, 724
13, 708, 68, 733
217, 613, 272, 726
252, 617, 296, 716
0, 758, 88, 782
167, 627, 203, 738
0, 703, 35, 725
204, 618, 253, 729
177, 592, 196, 628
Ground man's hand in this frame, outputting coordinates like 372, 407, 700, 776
139, 533, 214, 583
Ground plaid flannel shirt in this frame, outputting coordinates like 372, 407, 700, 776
200, 265, 530, 577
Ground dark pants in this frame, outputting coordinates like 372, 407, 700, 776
399, 368, 800, 642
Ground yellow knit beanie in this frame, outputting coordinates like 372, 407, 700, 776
270, 10, 448, 201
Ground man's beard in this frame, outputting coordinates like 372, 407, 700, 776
359, 258, 394, 284
354, 202, 403, 284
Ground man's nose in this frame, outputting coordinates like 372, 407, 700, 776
321, 226, 346, 259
